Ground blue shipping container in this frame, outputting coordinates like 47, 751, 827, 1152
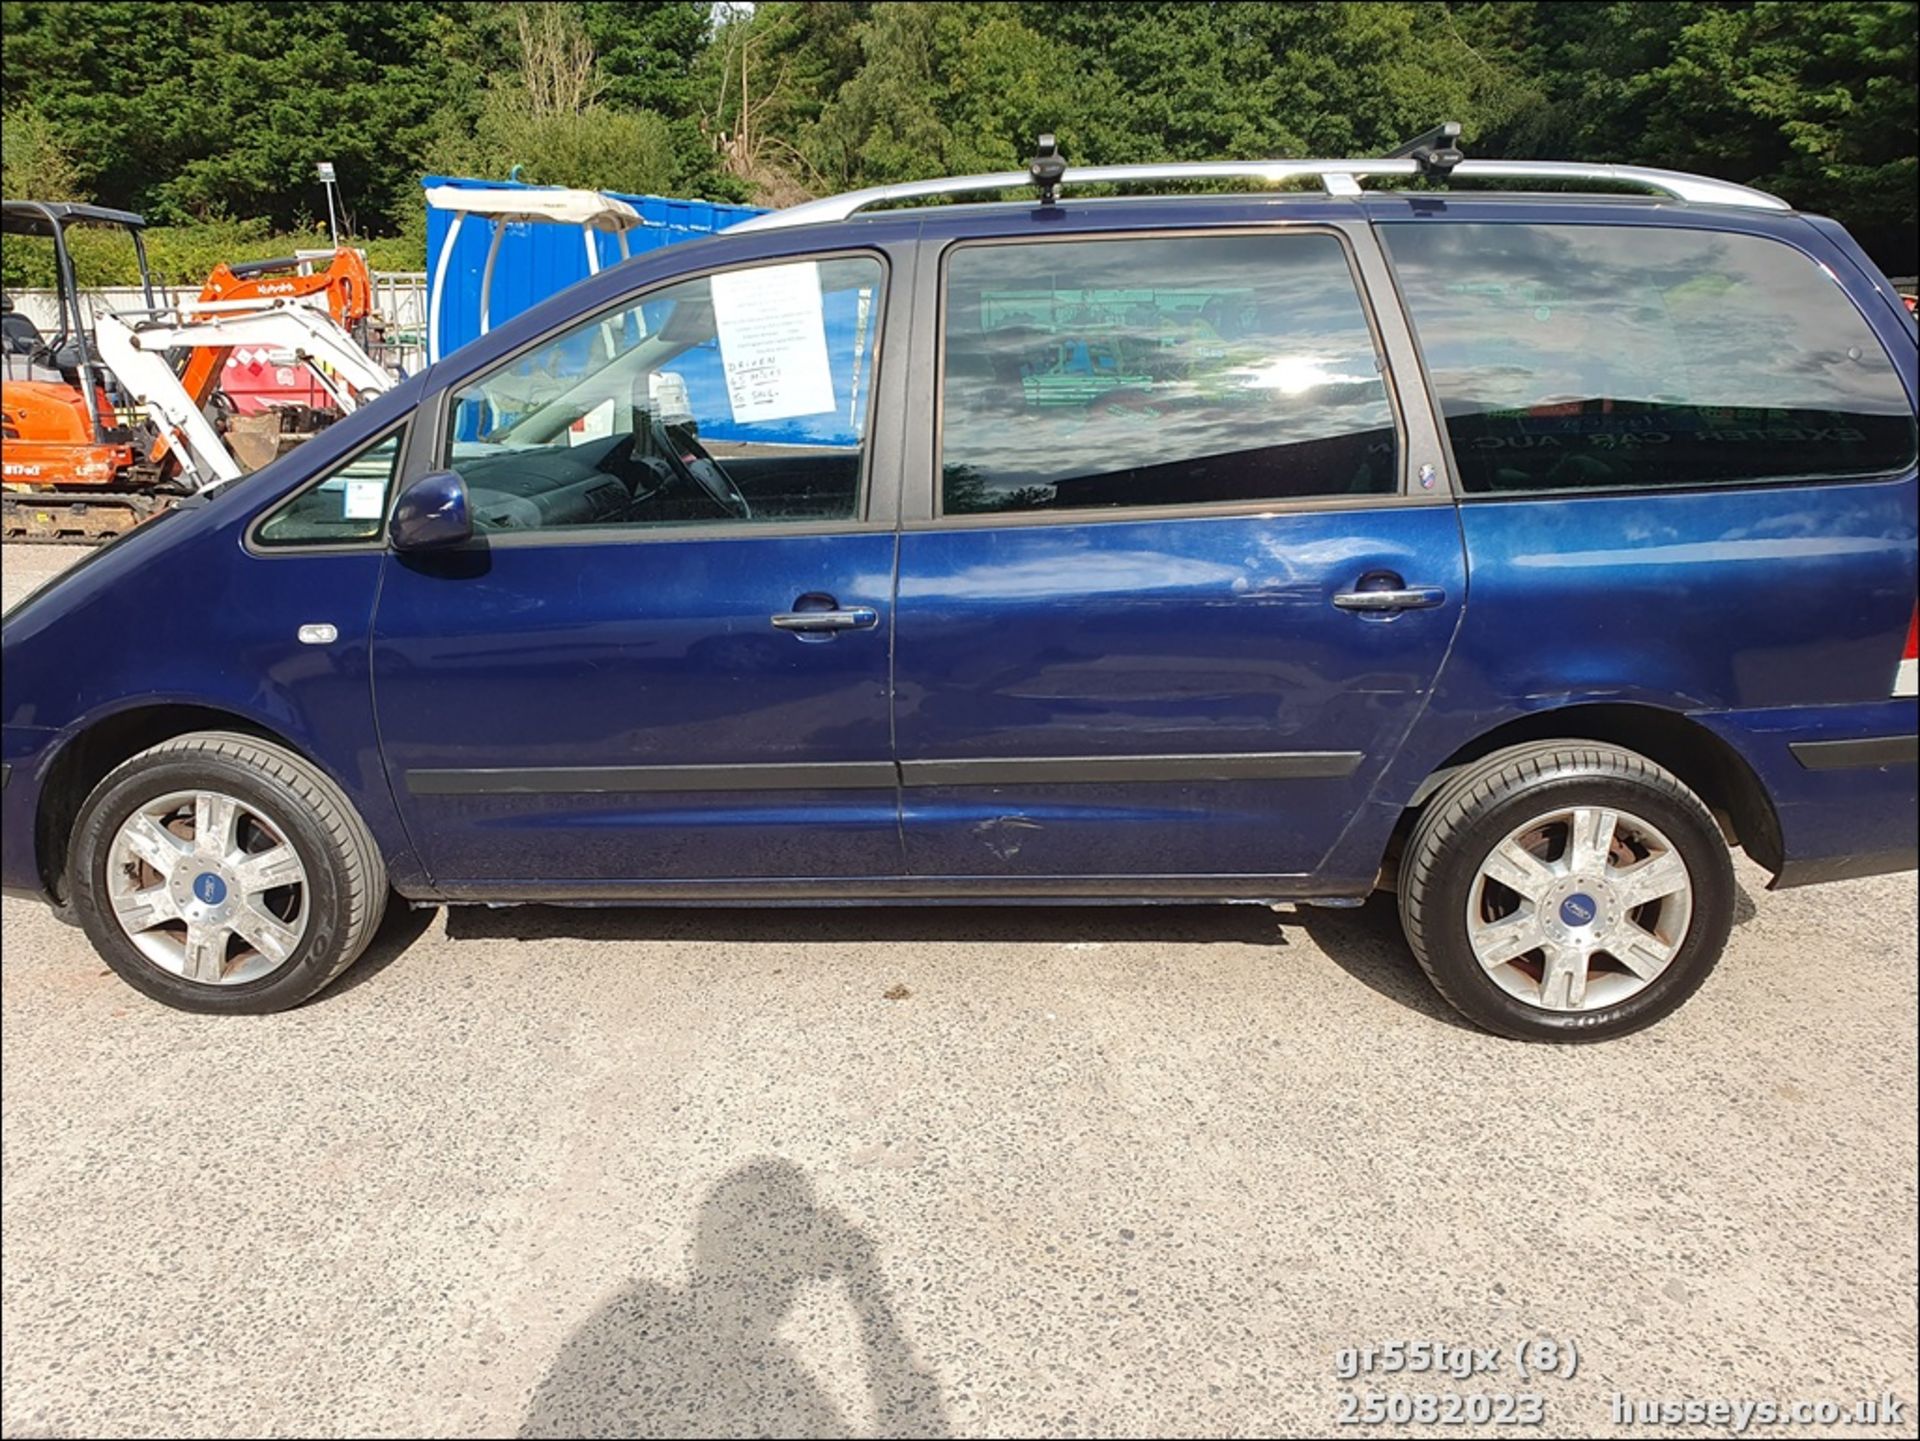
423, 174, 764, 363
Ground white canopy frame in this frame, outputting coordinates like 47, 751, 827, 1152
425, 186, 648, 364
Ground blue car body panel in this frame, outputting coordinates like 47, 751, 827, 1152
3, 190, 1914, 909
892, 505, 1465, 880
1694, 700, 1919, 886
1313, 478, 1919, 893
369, 530, 903, 887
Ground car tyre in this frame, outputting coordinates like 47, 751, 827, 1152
68, 731, 387, 1014
1399, 741, 1734, 1042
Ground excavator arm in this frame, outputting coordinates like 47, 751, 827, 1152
178, 249, 376, 410
199, 250, 373, 327
94, 300, 391, 491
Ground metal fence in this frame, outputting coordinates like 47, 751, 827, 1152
365, 271, 428, 376
8, 271, 432, 379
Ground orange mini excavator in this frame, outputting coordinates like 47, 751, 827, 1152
3, 200, 389, 542
1, 201, 174, 540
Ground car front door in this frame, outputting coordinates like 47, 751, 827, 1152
372, 249, 907, 896
891, 221, 1466, 891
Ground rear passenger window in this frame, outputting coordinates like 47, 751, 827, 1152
939, 233, 1398, 516
1385, 223, 1917, 495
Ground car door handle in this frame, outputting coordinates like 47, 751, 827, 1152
771, 606, 879, 632
1331, 586, 1447, 613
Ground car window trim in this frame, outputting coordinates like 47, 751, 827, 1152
243, 418, 413, 557
425, 247, 897, 546
922, 223, 1427, 532
1450, 465, 1919, 504
468, 514, 897, 549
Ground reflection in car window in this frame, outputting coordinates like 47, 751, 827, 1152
444, 256, 883, 533
939, 234, 1397, 516
254, 429, 404, 546
1385, 223, 1917, 495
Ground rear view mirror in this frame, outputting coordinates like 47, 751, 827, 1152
388, 469, 472, 551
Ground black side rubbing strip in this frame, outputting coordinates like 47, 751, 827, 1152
900, 752, 1364, 786
406, 751, 1366, 796
1788, 735, 1919, 771
407, 762, 900, 795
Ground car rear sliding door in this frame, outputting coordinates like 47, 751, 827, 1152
889, 220, 1467, 892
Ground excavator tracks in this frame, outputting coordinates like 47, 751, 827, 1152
2, 489, 170, 544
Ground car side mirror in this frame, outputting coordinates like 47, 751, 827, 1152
388, 469, 472, 551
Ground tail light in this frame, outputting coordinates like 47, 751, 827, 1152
1897, 605, 1918, 697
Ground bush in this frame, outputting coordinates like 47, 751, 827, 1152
2, 216, 425, 291
1, 102, 85, 203
430, 94, 679, 198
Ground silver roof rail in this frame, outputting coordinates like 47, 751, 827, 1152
733, 158, 1790, 232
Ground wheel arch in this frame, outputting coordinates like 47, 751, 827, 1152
1392, 703, 1783, 881
33, 703, 315, 904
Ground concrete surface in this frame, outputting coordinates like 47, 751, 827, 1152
1, 544, 87, 611
3, 544, 1917, 1437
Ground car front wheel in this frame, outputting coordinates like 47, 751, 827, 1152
68, 731, 387, 1014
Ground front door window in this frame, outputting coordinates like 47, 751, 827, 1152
445, 255, 885, 533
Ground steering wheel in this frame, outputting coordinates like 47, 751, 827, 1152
653, 416, 752, 521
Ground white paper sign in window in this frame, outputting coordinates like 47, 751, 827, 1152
341, 478, 387, 519
709, 262, 836, 423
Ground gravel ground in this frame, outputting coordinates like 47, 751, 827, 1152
3, 544, 1916, 1437
1, 544, 88, 612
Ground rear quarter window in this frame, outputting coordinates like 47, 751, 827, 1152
1384, 223, 1917, 496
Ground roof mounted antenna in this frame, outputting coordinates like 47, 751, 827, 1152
1028, 133, 1066, 206
1386, 122, 1464, 182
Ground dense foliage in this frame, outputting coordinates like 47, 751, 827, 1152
3, 0, 1914, 284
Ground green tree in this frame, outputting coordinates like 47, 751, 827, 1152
1471, 1, 1918, 273
443, 96, 680, 195
1, 2, 485, 232
1651, 2, 1917, 264
698, 2, 875, 202
1, 0, 1914, 272
709, 1, 1533, 199
430, 3, 679, 194
582, 0, 715, 115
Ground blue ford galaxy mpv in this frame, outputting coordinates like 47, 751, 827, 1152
4, 139, 1916, 1039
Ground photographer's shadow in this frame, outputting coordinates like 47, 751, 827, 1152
519, 1159, 951, 1439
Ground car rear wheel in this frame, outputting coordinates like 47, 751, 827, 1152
69, 731, 387, 1014
1398, 741, 1734, 1041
